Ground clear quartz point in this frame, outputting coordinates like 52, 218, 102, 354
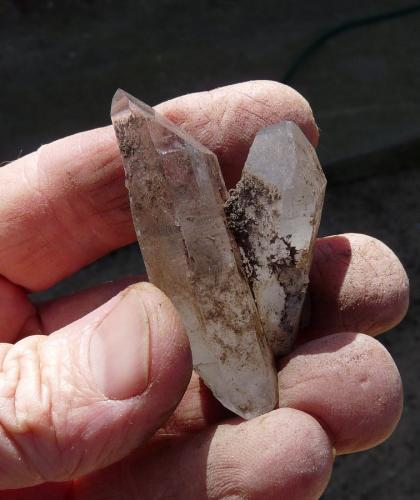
111, 89, 278, 419
225, 122, 327, 356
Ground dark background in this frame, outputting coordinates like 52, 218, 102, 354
1, 1, 419, 498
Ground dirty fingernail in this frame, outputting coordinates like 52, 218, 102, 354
89, 287, 150, 400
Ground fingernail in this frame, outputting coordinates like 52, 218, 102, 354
89, 287, 150, 400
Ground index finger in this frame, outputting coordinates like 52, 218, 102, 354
0, 80, 317, 291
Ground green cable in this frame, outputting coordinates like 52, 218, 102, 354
283, 4, 420, 83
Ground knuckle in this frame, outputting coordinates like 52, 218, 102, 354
0, 334, 78, 482
0, 335, 52, 433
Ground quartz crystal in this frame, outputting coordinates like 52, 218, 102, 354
111, 90, 278, 419
225, 122, 326, 356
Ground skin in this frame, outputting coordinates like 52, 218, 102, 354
0, 80, 409, 499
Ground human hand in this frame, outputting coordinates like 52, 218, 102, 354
0, 81, 408, 499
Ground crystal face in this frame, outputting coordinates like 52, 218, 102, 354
111, 90, 278, 420
225, 122, 326, 356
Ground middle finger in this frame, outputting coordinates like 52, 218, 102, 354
35, 233, 408, 340
156, 332, 402, 456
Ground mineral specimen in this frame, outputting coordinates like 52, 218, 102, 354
225, 122, 326, 356
111, 89, 278, 419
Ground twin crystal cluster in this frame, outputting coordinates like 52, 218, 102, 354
111, 90, 326, 419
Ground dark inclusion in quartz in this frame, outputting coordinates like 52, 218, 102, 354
111, 89, 326, 419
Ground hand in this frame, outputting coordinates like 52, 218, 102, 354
0, 81, 408, 499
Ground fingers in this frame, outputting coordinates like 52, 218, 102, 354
0, 127, 130, 291
74, 409, 333, 500
38, 275, 143, 334
0, 273, 145, 343
0, 283, 191, 489
0, 79, 408, 343
277, 333, 403, 455
308, 233, 409, 337
156, 80, 318, 187
0, 81, 316, 291
159, 333, 402, 457
3, 231, 407, 353
31, 233, 408, 342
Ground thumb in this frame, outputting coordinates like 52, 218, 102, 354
0, 283, 192, 490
